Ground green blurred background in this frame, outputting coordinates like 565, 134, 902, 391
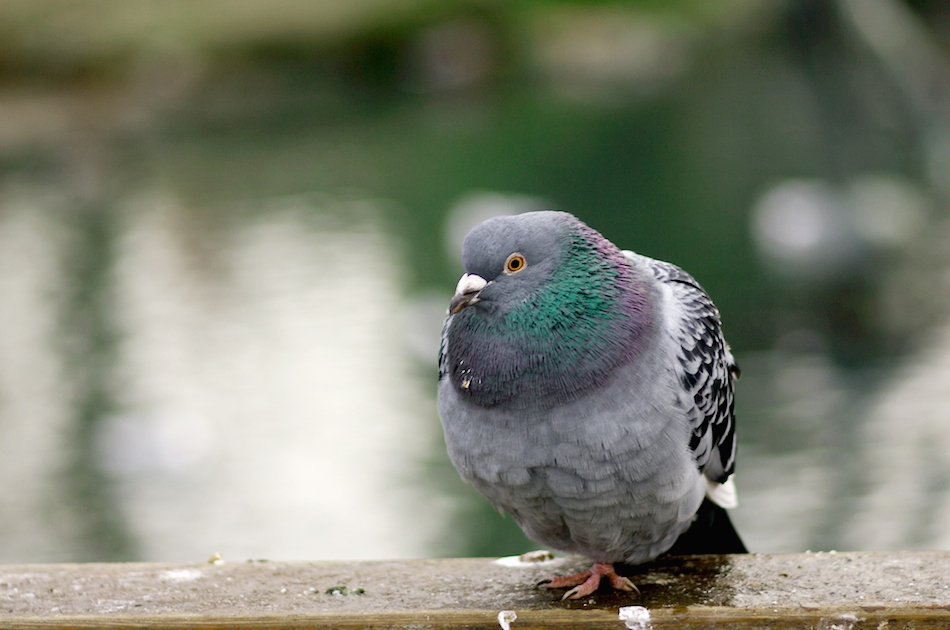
2, 0, 950, 563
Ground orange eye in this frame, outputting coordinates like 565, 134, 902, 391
504, 253, 526, 274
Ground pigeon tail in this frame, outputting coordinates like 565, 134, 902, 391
703, 476, 738, 509
663, 497, 748, 555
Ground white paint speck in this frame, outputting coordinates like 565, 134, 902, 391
495, 556, 528, 567
494, 551, 558, 567
497, 609, 517, 630
619, 605, 652, 630
159, 569, 202, 582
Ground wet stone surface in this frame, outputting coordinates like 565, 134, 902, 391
0, 552, 947, 621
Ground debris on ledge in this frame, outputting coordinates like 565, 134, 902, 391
1, 552, 948, 628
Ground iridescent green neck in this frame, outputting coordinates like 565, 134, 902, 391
497, 233, 631, 366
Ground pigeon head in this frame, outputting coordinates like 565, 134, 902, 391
450, 211, 566, 317
445, 211, 652, 409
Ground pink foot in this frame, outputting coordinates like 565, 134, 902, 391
538, 562, 639, 600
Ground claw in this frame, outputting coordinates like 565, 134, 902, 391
539, 562, 637, 599
562, 586, 582, 600
610, 574, 640, 594
560, 571, 600, 600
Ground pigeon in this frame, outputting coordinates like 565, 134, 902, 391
437, 210, 746, 600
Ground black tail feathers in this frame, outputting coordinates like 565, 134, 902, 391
664, 497, 748, 556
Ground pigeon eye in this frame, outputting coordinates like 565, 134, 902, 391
504, 253, 526, 274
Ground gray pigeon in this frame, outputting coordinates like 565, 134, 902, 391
437, 211, 745, 600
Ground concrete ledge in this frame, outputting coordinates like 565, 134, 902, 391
2, 551, 949, 628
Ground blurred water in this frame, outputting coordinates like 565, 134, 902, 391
0, 188, 443, 561
1, 0, 950, 562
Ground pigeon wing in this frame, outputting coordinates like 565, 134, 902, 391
624, 252, 739, 486
438, 313, 450, 382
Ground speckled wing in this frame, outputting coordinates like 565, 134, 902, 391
438, 314, 450, 382
624, 252, 738, 485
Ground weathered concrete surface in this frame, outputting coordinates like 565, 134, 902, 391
1, 552, 948, 628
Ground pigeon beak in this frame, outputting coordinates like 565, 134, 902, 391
449, 273, 488, 315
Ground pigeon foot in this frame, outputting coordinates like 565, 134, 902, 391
538, 562, 639, 600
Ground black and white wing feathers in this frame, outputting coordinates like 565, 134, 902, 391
625, 252, 739, 488
438, 314, 450, 382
